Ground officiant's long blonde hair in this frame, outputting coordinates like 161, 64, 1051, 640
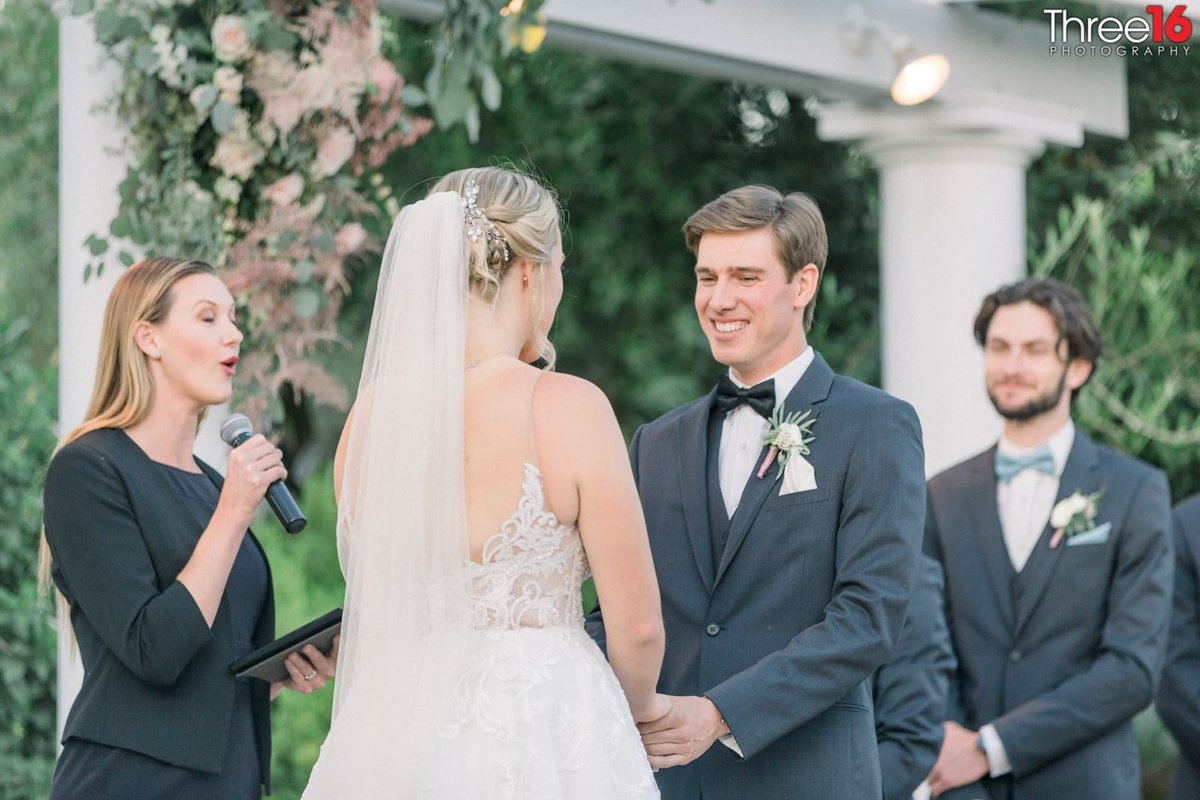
38, 257, 216, 597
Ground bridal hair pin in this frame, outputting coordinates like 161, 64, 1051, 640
461, 180, 511, 264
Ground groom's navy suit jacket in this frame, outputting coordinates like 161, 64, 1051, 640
593, 353, 925, 800
925, 431, 1172, 800
1157, 494, 1200, 800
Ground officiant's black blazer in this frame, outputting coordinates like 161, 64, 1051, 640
43, 428, 274, 787
926, 430, 1172, 800
1157, 493, 1200, 800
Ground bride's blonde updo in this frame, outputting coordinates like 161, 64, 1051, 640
429, 166, 561, 302
431, 165, 562, 367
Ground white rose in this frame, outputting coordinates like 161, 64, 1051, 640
212, 15, 250, 63
190, 84, 216, 112
214, 176, 243, 203
210, 127, 264, 181
261, 174, 305, 207
1050, 492, 1089, 529
150, 24, 170, 43
773, 423, 801, 451
213, 66, 243, 103
314, 126, 357, 177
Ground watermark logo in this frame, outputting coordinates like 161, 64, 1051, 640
1045, 5, 1193, 56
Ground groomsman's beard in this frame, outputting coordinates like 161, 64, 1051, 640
988, 367, 1068, 421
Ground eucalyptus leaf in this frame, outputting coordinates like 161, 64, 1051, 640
133, 43, 158, 72
311, 230, 335, 252
113, 14, 143, 41
72, 0, 95, 15
292, 287, 322, 319
85, 234, 108, 256
211, 102, 237, 135
259, 26, 299, 51
479, 65, 502, 111
399, 85, 427, 106
118, 250, 135, 267
93, 7, 119, 40
194, 85, 218, 113
464, 103, 481, 143
293, 258, 316, 282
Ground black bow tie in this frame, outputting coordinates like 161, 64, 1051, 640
715, 375, 775, 420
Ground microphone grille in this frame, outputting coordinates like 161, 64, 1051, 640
219, 413, 254, 445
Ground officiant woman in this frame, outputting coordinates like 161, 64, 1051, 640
39, 257, 336, 799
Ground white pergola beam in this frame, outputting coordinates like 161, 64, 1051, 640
384, 0, 1126, 137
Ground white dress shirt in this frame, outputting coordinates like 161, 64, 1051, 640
979, 419, 1075, 778
717, 348, 814, 518
711, 348, 813, 757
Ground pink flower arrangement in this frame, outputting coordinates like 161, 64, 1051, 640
79, 1, 432, 429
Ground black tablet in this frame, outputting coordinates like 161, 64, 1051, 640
230, 607, 342, 683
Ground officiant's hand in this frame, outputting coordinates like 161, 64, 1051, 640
926, 721, 989, 796
271, 635, 341, 699
637, 695, 728, 769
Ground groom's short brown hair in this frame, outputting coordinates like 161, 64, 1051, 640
683, 185, 828, 330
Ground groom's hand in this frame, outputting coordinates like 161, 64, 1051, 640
926, 721, 989, 796
637, 695, 728, 769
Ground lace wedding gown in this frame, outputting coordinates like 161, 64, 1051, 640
411, 462, 659, 799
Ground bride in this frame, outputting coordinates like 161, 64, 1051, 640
303, 166, 668, 798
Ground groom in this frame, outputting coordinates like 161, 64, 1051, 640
595, 185, 925, 799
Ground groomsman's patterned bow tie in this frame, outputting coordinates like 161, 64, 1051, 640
994, 447, 1056, 483
715, 375, 775, 420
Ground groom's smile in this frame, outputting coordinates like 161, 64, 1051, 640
694, 227, 813, 385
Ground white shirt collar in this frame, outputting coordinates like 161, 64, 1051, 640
997, 419, 1075, 477
728, 347, 815, 411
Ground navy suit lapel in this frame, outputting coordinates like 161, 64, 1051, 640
1012, 433, 1101, 637
714, 354, 834, 589
677, 387, 719, 592
965, 450, 1016, 633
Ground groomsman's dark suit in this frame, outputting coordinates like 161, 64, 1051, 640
1157, 493, 1200, 800
608, 352, 925, 800
874, 555, 955, 800
925, 431, 1172, 800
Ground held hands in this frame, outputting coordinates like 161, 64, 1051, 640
272, 634, 340, 699
637, 695, 728, 770
926, 721, 989, 796
221, 434, 287, 521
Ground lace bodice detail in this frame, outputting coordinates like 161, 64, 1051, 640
466, 464, 589, 630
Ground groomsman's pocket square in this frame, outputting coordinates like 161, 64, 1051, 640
779, 455, 817, 495
1067, 521, 1112, 547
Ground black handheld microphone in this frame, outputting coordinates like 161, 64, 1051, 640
219, 414, 307, 534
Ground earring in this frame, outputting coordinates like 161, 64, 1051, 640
150, 350, 161, 360
523, 275, 530, 288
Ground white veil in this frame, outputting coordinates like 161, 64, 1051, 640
303, 192, 474, 798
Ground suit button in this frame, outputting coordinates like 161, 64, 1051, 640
705, 623, 720, 636
1009, 650, 1022, 662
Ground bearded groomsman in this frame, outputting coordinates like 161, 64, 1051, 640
923, 278, 1172, 800
1157, 493, 1200, 800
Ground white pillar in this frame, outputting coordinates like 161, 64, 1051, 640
57, 14, 234, 744
817, 104, 1060, 475
57, 12, 126, 743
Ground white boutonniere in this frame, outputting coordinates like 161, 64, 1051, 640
1049, 488, 1105, 548
756, 407, 816, 480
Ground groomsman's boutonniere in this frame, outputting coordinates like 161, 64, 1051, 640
757, 408, 816, 480
1049, 488, 1105, 548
